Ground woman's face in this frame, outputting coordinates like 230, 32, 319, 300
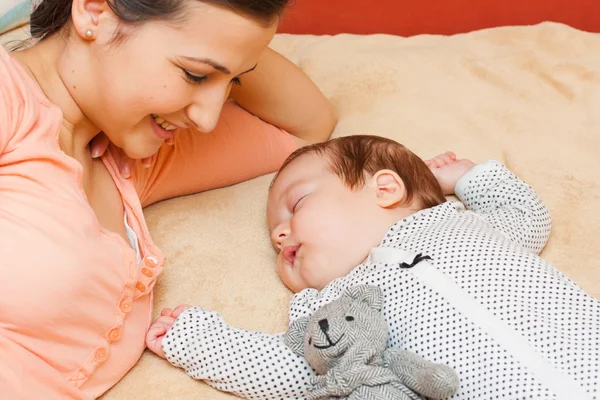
62, 1, 277, 159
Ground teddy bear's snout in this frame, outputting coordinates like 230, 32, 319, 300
318, 319, 329, 333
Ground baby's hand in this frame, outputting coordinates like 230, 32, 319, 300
425, 152, 476, 195
145, 305, 191, 359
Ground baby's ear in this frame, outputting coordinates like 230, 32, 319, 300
345, 285, 384, 311
284, 316, 310, 356
369, 169, 406, 208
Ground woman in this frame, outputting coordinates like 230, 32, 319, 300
0, 0, 337, 398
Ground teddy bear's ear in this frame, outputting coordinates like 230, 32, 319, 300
284, 316, 310, 356
345, 285, 384, 311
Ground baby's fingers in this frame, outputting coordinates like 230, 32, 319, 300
147, 324, 167, 339
444, 151, 457, 161
150, 315, 176, 331
435, 152, 456, 166
432, 152, 457, 167
172, 304, 192, 319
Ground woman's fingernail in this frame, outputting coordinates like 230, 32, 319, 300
122, 164, 131, 178
91, 149, 101, 158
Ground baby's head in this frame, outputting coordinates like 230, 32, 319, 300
267, 135, 445, 292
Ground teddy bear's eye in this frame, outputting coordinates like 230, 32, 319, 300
308, 338, 312, 345
345, 316, 354, 321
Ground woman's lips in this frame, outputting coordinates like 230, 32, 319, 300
150, 116, 176, 140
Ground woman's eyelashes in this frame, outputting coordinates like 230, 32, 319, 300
183, 70, 207, 84
231, 77, 242, 86
183, 69, 242, 86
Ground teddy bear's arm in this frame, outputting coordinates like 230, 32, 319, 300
384, 348, 460, 399
308, 365, 398, 399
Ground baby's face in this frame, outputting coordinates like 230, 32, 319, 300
267, 154, 384, 292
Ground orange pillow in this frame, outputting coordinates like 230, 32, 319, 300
278, 0, 599, 36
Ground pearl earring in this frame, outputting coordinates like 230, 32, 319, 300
85, 29, 93, 39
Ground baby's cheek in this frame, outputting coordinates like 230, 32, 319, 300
276, 254, 293, 283
275, 253, 285, 276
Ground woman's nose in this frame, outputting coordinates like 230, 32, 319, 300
186, 85, 231, 133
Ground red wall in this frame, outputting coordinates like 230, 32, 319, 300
278, 0, 600, 36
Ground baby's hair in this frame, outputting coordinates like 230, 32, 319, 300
272, 135, 446, 209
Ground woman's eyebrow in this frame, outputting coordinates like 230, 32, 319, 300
179, 56, 257, 75
239, 64, 258, 75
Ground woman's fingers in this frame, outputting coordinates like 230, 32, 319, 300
90, 133, 111, 158
90, 132, 164, 178
119, 158, 132, 179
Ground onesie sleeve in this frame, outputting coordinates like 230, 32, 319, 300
454, 160, 552, 254
132, 100, 299, 207
288, 288, 320, 322
163, 306, 314, 400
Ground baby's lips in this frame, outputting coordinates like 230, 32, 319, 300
282, 245, 300, 266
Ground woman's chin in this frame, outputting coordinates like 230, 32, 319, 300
122, 144, 161, 160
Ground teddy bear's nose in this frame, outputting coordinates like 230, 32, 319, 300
318, 319, 329, 333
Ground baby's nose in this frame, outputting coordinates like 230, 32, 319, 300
271, 224, 290, 249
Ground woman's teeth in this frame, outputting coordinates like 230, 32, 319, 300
151, 114, 177, 131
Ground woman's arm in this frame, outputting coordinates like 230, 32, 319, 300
231, 47, 338, 146
91, 49, 337, 186
131, 101, 302, 207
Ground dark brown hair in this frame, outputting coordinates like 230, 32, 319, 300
29, 0, 290, 40
274, 135, 446, 209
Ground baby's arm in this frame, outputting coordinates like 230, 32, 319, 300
157, 306, 314, 400
455, 160, 551, 253
428, 153, 551, 254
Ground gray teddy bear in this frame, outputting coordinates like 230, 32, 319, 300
284, 284, 460, 400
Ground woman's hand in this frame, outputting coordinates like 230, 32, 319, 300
425, 151, 476, 195
145, 304, 191, 359
89, 132, 174, 179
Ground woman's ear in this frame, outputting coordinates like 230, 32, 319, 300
70, 0, 111, 41
369, 169, 407, 208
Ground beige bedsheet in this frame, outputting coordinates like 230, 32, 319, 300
3, 21, 599, 400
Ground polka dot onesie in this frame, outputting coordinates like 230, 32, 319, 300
163, 160, 599, 400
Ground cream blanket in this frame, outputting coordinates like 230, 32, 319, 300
2, 21, 599, 399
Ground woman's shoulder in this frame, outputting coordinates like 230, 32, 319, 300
0, 45, 26, 92
0, 46, 54, 152
0, 45, 48, 102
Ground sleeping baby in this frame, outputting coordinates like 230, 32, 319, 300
146, 135, 599, 400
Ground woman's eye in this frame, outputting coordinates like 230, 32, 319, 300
183, 70, 207, 84
231, 77, 242, 87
